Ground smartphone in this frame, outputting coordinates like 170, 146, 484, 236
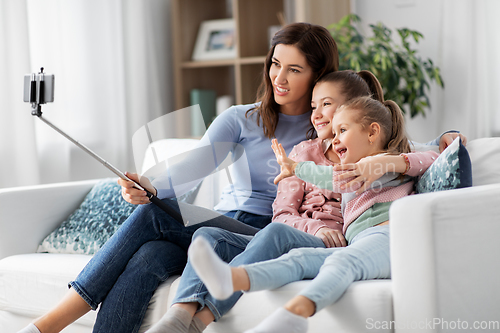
23, 73, 55, 104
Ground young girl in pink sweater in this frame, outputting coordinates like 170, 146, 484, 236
188, 94, 438, 333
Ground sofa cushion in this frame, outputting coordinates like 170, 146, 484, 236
416, 138, 472, 193
0, 252, 179, 333
37, 179, 138, 255
163, 277, 393, 333
0, 253, 96, 326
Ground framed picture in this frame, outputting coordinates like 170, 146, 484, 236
192, 19, 236, 61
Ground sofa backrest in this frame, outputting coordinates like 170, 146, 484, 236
465, 137, 500, 186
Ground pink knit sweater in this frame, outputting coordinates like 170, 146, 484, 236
272, 138, 343, 236
343, 151, 439, 231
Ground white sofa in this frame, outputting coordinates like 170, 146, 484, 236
1, 138, 499, 333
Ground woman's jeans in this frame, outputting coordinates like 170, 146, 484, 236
244, 225, 390, 312
69, 198, 271, 333
173, 223, 326, 320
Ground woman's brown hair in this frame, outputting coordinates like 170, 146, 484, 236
306, 69, 384, 139
248, 23, 339, 139
340, 96, 411, 154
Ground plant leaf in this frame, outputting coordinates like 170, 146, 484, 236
329, 15, 444, 117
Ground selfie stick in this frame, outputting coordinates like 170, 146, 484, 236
28, 68, 184, 225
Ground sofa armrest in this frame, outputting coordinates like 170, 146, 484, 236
0, 179, 100, 259
390, 183, 500, 332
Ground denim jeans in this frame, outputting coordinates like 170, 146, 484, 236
244, 225, 391, 312
172, 223, 326, 320
69, 198, 270, 333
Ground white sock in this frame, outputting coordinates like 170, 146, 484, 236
244, 308, 308, 333
188, 236, 234, 300
17, 323, 41, 333
188, 316, 207, 333
146, 306, 192, 333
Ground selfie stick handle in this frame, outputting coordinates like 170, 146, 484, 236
33, 112, 184, 225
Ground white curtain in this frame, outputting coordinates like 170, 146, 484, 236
0, 0, 173, 188
0, 0, 40, 188
438, 0, 500, 139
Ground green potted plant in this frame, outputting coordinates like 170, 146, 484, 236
328, 14, 444, 117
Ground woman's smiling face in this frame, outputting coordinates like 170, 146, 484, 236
269, 44, 314, 115
310, 81, 347, 140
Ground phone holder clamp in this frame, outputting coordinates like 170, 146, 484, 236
29, 67, 46, 117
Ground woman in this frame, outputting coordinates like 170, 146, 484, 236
18, 23, 339, 333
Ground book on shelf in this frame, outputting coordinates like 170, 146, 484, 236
190, 89, 216, 137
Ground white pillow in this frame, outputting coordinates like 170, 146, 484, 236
466, 137, 500, 186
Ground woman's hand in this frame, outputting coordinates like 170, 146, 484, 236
117, 172, 156, 205
333, 155, 402, 195
439, 132, 467, 152
271, 139, 298, 184
315, 227, 347, 248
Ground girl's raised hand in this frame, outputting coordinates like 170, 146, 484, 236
439, 132, 467, 152
271, 139, 298, 184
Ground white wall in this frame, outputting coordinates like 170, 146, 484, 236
352, 0, 444, 142
352, 0, 500, 142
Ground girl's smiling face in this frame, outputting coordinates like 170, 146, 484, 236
331, 108, 374, 164
269, 44, 314, 115
310, 81, 347, 140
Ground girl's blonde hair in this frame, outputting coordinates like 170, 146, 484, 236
340, 96, 411, 154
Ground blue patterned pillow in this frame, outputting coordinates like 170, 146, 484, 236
38, 178, 201, 255
37, 179, 138, 255
416, 138, 472, 193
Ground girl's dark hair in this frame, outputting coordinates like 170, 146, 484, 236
306, 70, 384, 139
248, 22, 339, 139
340, 96, 411, 154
